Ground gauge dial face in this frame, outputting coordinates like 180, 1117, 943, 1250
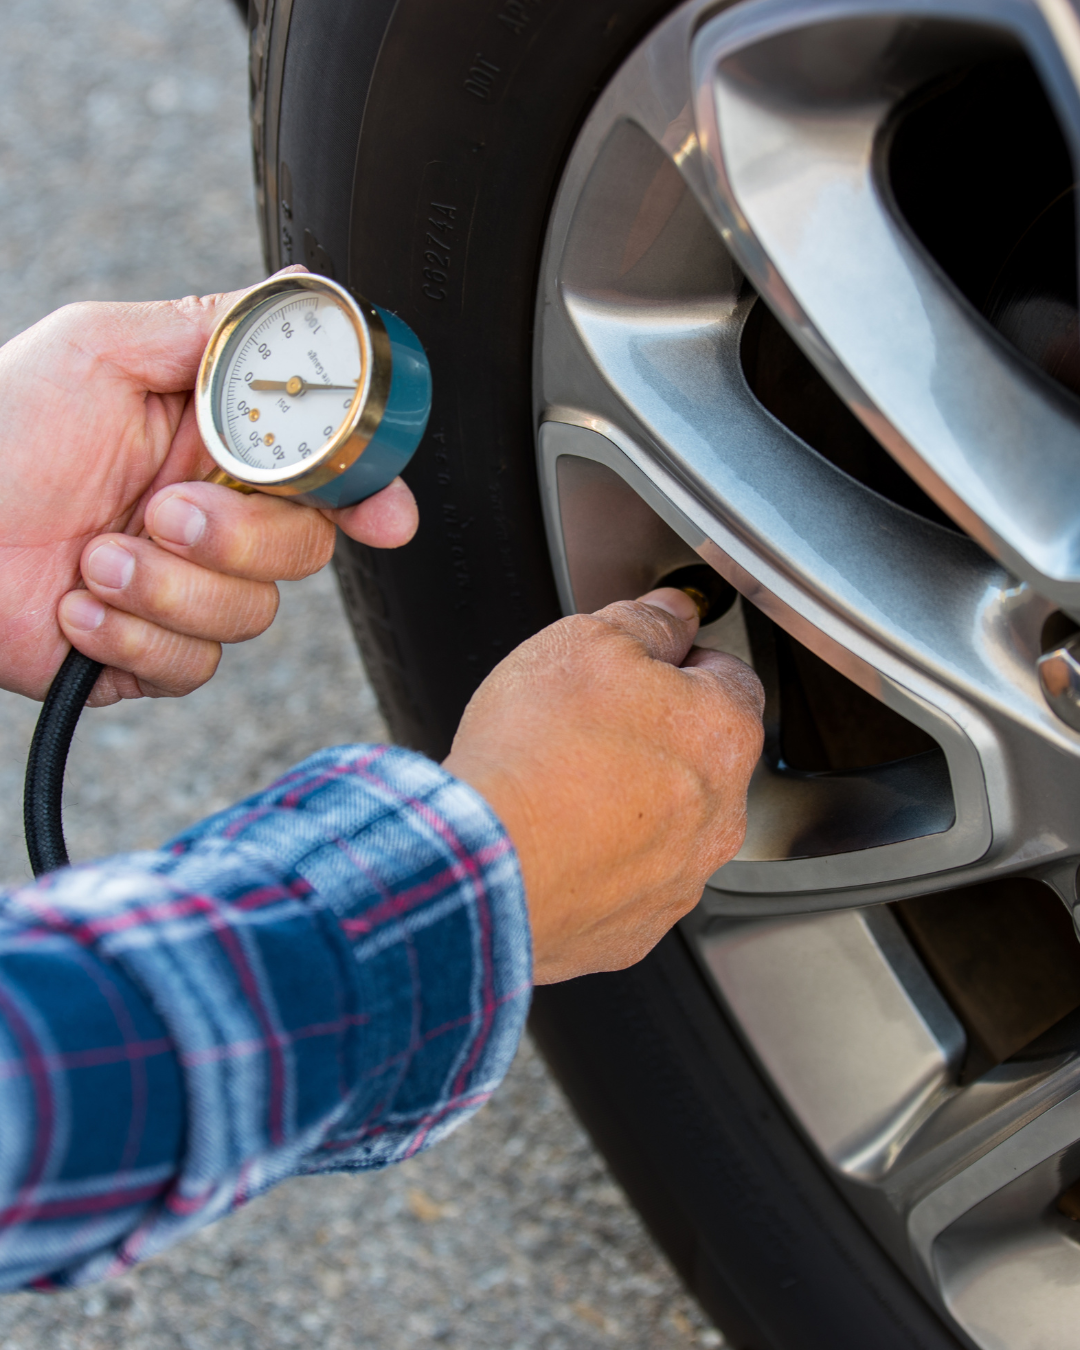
217, 290, 362, 475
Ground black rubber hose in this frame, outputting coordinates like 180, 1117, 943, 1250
23, 648, 103, 877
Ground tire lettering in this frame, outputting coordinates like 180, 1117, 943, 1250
497, 0, 537, 35
464, 53, 500, 102
419, 202, 457, 300
432, 427, 451, 486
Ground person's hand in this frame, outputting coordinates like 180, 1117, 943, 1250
0, 267, 418, 705
443, 588, 764, 983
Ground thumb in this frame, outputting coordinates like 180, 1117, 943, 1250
592, 586, 701, 667
682, 646, 766, 719
86, 266, 312, 394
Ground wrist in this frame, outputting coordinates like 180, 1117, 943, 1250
442, 749, 566, 983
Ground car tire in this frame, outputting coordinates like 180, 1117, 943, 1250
251, 1, 969, 1344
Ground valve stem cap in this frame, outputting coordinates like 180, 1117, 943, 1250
1038, 637, 1080, 731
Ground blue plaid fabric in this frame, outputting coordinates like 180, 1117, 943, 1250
0, 744, 530, 1289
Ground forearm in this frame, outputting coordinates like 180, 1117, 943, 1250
0, 744, 530, 1289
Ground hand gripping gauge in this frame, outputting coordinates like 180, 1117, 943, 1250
23, 273, 431, 876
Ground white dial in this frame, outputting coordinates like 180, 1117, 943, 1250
217, 290, 362, 474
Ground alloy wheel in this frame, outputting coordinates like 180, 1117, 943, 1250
535, 2, 1080, 1345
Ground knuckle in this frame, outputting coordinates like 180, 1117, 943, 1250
539, 614, 612, 666
308, 521, 337, 570
737, 700, 767, 757
174, 639, 220, 688
282, 512, 336, 578
105, 670, 145, 702
48, 300, 97, 335
175, 644, 222, 694
721, 681, 763, 733
141, 637, 221, 697
699, 667, 765, 735
600, 599, 668, 639
596, 599, 639, 622
228, 581, 279, 638
217, 503, 334, 580
214, 521, 263, 576
557, 612, 609, 642
110, 614, 156, 666
560, 612, 645, 664
168, 292, 227, 325
143, 562, 189, 618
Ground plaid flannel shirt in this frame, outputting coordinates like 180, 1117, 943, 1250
0, 744, 531, 1290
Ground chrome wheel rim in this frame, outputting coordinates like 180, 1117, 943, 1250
534, 2, 1080, 1345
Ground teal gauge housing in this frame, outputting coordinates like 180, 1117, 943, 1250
303, 305, 432, 509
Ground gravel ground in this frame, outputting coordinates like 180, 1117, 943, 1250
0, 0, 723, 1345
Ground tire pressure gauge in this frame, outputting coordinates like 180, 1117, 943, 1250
195, 272, 432, 508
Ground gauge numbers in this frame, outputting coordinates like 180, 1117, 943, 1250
219, 292, 361, 473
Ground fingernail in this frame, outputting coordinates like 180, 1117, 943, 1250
86, 541, 135, 590
61, 591, 107, 631
150, 494, 206, 546
638, 587, 699, 622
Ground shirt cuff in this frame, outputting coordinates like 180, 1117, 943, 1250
2, 744, 530, 1285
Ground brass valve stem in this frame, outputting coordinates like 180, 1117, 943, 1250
679, 585, 711, 623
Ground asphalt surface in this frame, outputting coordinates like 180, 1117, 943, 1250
0, 0, 723, 1344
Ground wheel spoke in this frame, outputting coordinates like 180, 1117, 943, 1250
692, 0, 1080, 616
691, 899, 1080, 1347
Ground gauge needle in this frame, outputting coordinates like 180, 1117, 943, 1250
249, 376, 357, 395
